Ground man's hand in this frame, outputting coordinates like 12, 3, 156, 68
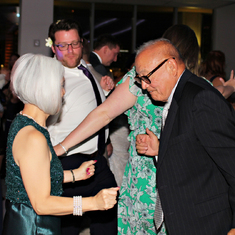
100, 76, 114, 91
136, 128, 159, 156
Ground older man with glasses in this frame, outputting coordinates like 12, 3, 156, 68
135, 38, 235, 235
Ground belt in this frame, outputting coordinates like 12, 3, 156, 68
90, 150, 98, 158
81, 150, 98, 158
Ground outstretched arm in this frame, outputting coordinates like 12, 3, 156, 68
15, 126, 119, 216
55, 77, 137, 156
136, 128, 159, 156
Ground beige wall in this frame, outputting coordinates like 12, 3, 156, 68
182, 12, 202, 62
213, 4, 235, 79
19, 0, 53, 56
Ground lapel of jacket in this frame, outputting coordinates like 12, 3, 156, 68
157, 69, 192, 169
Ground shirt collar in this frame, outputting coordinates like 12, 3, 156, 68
78, 59, 89, 68
166, 69, 185, 106
92, 51, 102, 64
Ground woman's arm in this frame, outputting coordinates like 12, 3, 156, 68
55, 77, 137, 156
215, 70, 235, 99
13, 126, 119, 216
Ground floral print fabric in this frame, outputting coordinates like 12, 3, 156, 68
117, 67, 167, 234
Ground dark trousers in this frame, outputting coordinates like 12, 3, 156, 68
60, 152, 117, 235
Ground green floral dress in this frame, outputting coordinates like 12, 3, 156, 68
117, 67, 167, 234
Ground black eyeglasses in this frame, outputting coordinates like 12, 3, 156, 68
135, 57, 175, 84
55, 40, 83, 51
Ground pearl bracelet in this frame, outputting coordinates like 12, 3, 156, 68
73, 196, 82, 216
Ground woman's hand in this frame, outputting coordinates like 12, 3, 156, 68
73, 160, 96, 181
220, 70, 235, 93
136, 128, 159, 156
93, 187, 119, 211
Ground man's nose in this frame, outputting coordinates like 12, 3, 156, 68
67, 44, 73, 53
141, 80, 149, 90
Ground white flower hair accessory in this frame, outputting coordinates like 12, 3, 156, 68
45, 37, 53, 48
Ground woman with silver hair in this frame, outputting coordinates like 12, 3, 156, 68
2, 53, 119, 235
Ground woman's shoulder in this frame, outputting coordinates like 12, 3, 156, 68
15, 124, 47, 148
118, 67, 146, 97
210, 76, 224, 87
11, 115, 48, 152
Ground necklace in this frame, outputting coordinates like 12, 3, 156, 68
20, 111, 47, 129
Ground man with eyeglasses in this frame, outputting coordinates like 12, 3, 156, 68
46, 19, 118, 235
135, 39, 235, 235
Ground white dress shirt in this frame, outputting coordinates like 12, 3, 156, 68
48, 59, 108, 156
156, 71, 184, 161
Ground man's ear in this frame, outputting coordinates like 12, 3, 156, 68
167, 58, 177, 76
103, 45, 109, 54
51, 45, 56, 54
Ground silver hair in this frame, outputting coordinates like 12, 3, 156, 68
11, 53, 64, 115
136, 38, 172, 55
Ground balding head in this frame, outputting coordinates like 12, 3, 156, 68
135, 39, 186, 102
136, 38, 183, 65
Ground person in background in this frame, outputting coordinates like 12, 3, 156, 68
163, 24, 235, 99
46, 19, 118, 235
2, 53, 119, 235
198, 50, 235, 98
90, 34, 120, 78
82, 38, 114, 96
162, 24, 199, 75
89, 35, 130, 186
0, 53, 21, 137
1, 53, 20, 105
0, 53, 22, 181
199, 50, 226, 86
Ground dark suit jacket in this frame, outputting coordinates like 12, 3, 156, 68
89, 52, 108, 76
158, 69, 235, 234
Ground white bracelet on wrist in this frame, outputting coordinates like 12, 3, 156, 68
73, 196, 82, 216
59, 142, 68, 154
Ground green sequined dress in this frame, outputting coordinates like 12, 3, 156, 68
3, 114, 64, 235
117, 67, 167, 235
